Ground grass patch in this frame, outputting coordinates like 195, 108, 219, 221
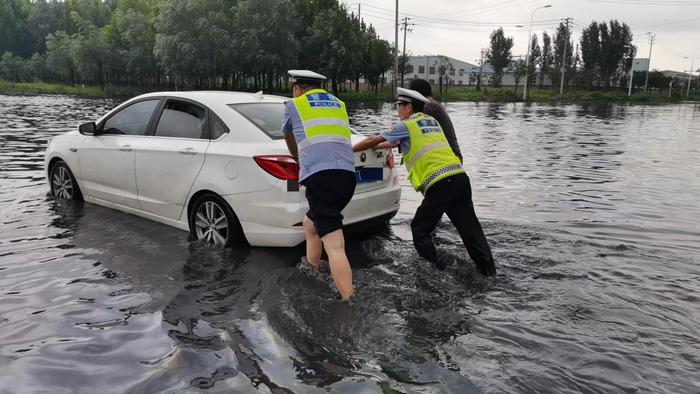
438, 87, 698, 103
0, 80, 151, 98
338, 87, 394, 102
2, 79, 697, 103
0, 80, 107, 97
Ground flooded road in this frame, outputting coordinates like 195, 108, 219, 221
1, 94, 699, 393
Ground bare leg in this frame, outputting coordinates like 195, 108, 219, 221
321, 229, 354, 300
303, 215, 322, 269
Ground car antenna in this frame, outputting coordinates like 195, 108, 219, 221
254, 91, 263, 100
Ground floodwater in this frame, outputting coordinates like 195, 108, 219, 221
1, 94, 699, 393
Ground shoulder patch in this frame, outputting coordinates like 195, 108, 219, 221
416, 119, 442, 134
306, 93, 341, 108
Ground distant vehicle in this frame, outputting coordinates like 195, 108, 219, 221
44, 91, 401, 247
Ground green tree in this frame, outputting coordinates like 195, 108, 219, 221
511, 58, 527, 93
539, 31, 552, 88
344, 11, 367, 92
0, 0, 34, 57
485, 27, 513, 87
363, 26, 392, 94
27, 52, 49, 81
579, 21, 600, 87
551, 22, 573, 89
1, 0, 394, 94
26, 0, 70, 54
45, 31, 76, 83
70, 12, 109, 87
236, 0, 297, 91
64, 0, 114, 29
104, 0, 160, 87
0, 51, 28, 81
598, 20, 633, 87
633, 70, 671, 90
527, 34, 540, 86
154, 0, 234, 89
303, 3, 357, 94
433, 55, 453, 93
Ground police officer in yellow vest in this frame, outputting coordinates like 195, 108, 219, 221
353, 88, 496, 276
283, 70, 356, 299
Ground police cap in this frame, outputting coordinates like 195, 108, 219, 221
396, 87, 429, 105
288, 70, 327, 85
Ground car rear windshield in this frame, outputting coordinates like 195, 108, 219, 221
229, 103, 285, 139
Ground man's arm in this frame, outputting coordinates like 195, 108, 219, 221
352, 134, 387, 152
281, 102, 298, 157
375, 140, 399, 149
284, 132, 298, 157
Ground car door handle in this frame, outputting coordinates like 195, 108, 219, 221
178, 148, 197, 156
119, 145, 134, 152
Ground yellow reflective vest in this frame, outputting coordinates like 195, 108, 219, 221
402, 113, 465, 193
291, 89, 352, 151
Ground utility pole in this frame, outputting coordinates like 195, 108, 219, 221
643, 32, 655, 94
559, 17, 572, 95
393, 0, 399, 97
358, 3, 361, 20
400, 16, 414, 87
685, 54, 695, 97
628, 46, 636, 97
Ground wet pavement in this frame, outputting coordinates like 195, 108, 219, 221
1, 94, 699, 393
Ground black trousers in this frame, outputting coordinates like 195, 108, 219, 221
410, 173, 496, 276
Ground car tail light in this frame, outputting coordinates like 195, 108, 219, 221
254, 156, 299, 180
386, 151, 395, 169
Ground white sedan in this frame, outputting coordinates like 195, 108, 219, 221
44, 91, 401, 247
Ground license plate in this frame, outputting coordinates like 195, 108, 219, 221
355, 167, 383, 183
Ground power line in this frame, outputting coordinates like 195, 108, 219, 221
360, 0, 539, 21
360, 11, 396, 23
410, 21, 563, 33
635, 16, 700, 29
418, 0, 539, 20
358, 2, 551, 25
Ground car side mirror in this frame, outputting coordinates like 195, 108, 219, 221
78, 122, 97, 135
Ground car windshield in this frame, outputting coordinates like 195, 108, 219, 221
229, 103, 285, 139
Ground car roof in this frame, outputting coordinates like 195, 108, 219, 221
134, 91, 288, 106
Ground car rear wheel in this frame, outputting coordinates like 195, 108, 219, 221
50, 161, 83, 201
189, 194, 245, 248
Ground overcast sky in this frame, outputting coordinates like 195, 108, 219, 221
340, 0, 700, 72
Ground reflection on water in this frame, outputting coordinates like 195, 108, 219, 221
1, 94, 699, 393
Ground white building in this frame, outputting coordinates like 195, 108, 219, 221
632, 58, 649, 72
388, 55, 492, 87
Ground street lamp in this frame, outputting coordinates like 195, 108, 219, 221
523, 4, 552, 101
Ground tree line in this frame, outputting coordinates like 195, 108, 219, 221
483, 20, 685, 91
0, 0, 394, 94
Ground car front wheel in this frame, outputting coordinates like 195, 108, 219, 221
189, 194, 245, 248
50, 160, 83, 201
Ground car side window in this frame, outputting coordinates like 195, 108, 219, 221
155, 100, 207, 139
211, 116, 229, 140
102, 99, 159, 135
